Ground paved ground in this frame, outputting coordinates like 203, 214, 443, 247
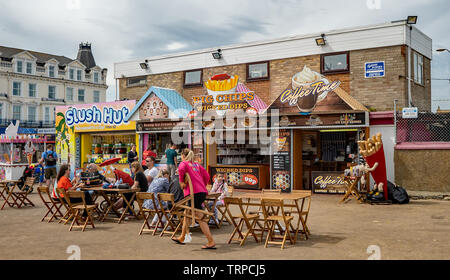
0, 192, 449, 260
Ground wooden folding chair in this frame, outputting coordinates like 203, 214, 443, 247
261, 198, 294, 249
157, 193, 182, 237
216, 186, 234, 227
247, 189, 283, 237
1, 178, 35, 209
223, 197, 260, 246
66, 190, 97, 232
285, 190, 312, 240
37, 186, 64, 222
56, 188, 76, 225
136, 192, 161, 236
170, 173, 214, 236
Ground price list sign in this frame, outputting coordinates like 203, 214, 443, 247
271, 129, 292, 192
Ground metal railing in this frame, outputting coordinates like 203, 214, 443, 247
0, 119, 55, 128
396, 111, 450, 143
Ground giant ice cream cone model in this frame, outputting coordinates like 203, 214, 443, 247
358, 133, 388, 200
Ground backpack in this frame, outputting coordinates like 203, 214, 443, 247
44, 151, 57, 167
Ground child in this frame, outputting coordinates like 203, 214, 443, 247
208, 173, 229, 224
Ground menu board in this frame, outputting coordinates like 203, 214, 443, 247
271, 129, 292, 192
75, 136, 81, 168
210, 166, 260, 190
311, 171, 346, 194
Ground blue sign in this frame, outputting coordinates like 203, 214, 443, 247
365, 61, 385, 78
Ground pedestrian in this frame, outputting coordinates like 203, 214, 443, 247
38, 144, 58, 191
24, 140, 36, 165
127, 144, 138, 174
172, 148, 216, 250
165, 142, 178, 178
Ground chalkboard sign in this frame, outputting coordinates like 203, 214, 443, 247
271, 129, 292, 192
75, 136, 81, 169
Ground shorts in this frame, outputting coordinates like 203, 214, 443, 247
45, 167, 57, 180
186, 192, 207, 210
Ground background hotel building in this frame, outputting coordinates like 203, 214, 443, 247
0, 43, 108, 132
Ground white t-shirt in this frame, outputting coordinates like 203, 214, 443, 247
144, 167, 159, 180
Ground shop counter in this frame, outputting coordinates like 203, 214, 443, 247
209, 164, 270, 190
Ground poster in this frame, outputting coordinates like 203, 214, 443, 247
210, 166, 260, 190
271, 129, 292, 192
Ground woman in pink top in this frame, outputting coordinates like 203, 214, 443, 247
172, 149, 216, 249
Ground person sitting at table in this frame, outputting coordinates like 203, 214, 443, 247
143, 169, 170, 228
56, 164, 94, 216
172, 148, 216, 250
208, 172, 228, 225
113, 162, 148, 214
82, 164, 113, 186
113, 168, 134, 187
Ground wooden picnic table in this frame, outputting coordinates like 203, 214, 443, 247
229, 191, 312, 242
80, 186, 140, 224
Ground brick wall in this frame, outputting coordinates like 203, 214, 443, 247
119, 45, 430, 112
410, 53, 431, 111
350, 46, 408, 111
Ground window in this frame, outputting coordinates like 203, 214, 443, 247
183, 70, 202, 87
66, 87, 73, 101
321, 52, 349, 74
69, 68, 74, 80
28, 106, 36, 122
127, 76, 147, 87
0, 103, 3, 121
26, 62, 32, 74
29, 84, 37, 97
77, 70, 82, 81
48, 86, 56, 99
414, 52, 424, 85
49, 65, 55, 78
94, 72, 99, 83
78, 89, 85, 102
16, 61, 23, 73
13, 82, 21, 96
13, 105, 21, 120
93, 90, 100, 103
247, 62, 269, 80
44, 107, 50, 124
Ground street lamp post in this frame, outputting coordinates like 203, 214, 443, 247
436, 48, 450, 53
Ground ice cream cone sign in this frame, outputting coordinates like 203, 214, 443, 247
358, 133, 388, 200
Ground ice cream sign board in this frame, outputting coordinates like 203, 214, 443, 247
280, 66, 341, 113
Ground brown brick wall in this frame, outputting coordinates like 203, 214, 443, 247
350, 46, 408, 111
119, 45, 430, 112
410, 53, 432, 111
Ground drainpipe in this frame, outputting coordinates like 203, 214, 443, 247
407, 25, 413, 107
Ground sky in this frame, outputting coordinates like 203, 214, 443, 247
1, 0, 449, 111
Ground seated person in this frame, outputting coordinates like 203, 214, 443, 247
113, 168, 134, 187
143, 169, 170, 227
81, 164, 112, 187
168, 173, 184, 203
56, 164, 93, 216
208, 172, 229, 224
114, 162, 147, 214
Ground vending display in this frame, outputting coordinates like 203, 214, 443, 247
89, 134, 136, 164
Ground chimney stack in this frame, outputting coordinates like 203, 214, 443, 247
77, 42, 96, 69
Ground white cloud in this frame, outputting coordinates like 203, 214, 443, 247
167, 42, 188, 51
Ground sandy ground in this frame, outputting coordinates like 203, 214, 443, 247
0, 192, 449, 260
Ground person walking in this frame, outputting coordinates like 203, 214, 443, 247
172, 148, 216, 250
165, 142, 178, 178
38, 144, 58, 191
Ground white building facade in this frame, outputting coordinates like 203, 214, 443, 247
0, 43, 108, 131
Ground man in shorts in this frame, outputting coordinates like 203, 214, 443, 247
38, 144, 58, 190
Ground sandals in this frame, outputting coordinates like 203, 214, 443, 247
171, 238, 186, 245
201, 244, 217, 250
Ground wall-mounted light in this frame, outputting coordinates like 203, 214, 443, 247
407, 16, 418, 25
212, 49, 222, 59
140, 59, 149, 70
315, 34, 326, 46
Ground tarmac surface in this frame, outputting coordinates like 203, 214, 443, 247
0, 191, 449, 260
